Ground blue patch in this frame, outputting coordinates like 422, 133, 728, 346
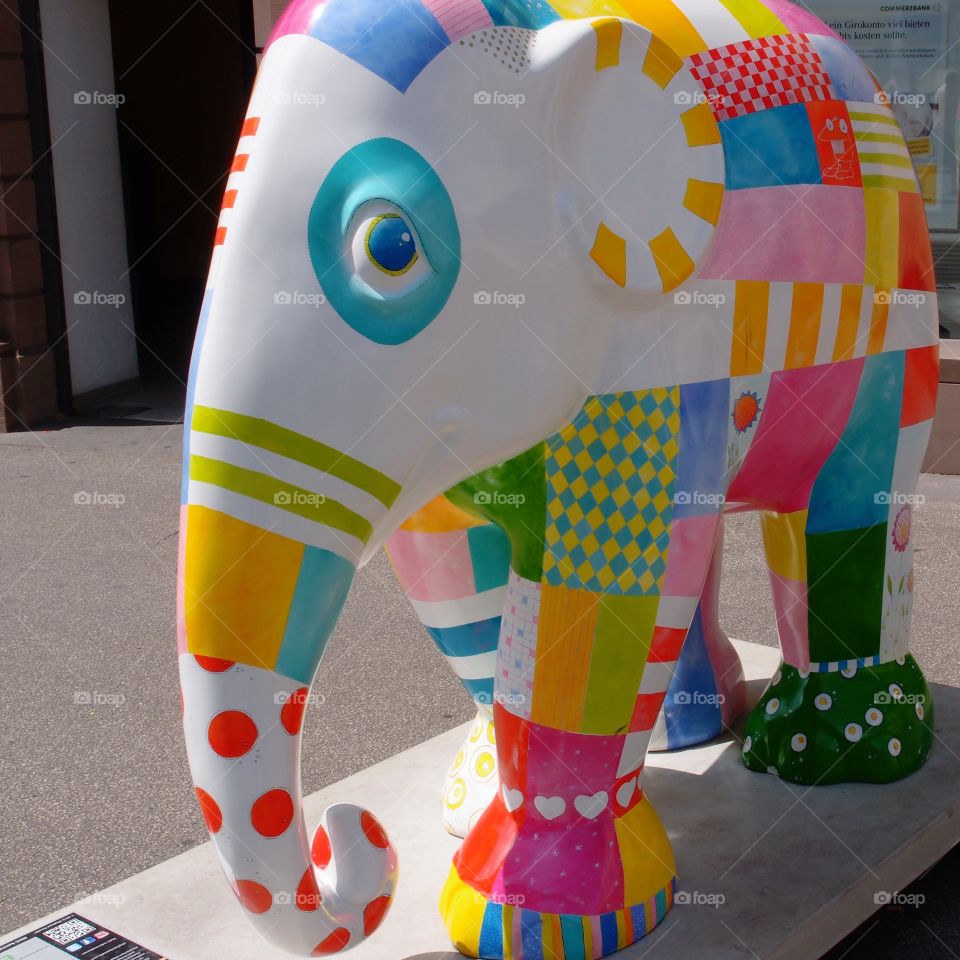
467, 523, 512, 593
310, 0, 449, 93
600, 912, 619, 954
673, 378, 729, 518
366, 214, 418, 274
276, 546, 355, 684
463, 675, 495, 705
427, 617, 501, 658
809, 34, 877, 102
308, 138, 461, 345
661, 606, 723, 749
478, 901, 503, 957
720, 104, 821, 190
807, 351, 905, 535
520, 909, 544, 960
481, 0, 560, 28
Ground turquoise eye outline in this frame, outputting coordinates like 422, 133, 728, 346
364, 213, 420, 276
308, 138, 461, 346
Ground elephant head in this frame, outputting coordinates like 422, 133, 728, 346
178, 1, 725, 953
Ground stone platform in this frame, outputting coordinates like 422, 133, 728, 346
4, 640, 959, 959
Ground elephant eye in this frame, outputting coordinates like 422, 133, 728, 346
365, 214, 418, 275
348, 200, 431, 298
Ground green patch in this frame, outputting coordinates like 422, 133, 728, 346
806, 523, 887, 662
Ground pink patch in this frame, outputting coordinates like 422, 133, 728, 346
661, 513, 721, 596
700, 186, 865, 284
727, 361, 863, 512
267, 0, 328, 49
764, 0, 840, 39
769, 571, 810, 669
423, 0, 493, 40
384, 528, 475, 601
176, 505, 188, 655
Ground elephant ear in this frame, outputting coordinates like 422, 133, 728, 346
542, 18, 725, 294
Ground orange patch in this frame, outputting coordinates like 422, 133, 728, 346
901, 344, 938, 426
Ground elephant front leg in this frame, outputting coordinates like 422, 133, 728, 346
440, 389, 703, 958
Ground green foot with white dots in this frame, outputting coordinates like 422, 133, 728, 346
741, 655, 934, 784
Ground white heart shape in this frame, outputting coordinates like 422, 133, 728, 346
533, 795, 566, 820
615, 778, 637, 809
502, 786, 524, 812
574, 791, 608, 819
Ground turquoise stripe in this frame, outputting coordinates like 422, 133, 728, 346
275, 546, 354, 684
655, 888, 668, 921
560, 914, 586, 960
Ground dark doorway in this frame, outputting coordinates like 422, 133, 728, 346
108, 1, 257, 383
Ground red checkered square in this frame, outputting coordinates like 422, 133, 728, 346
687, 33, 833, 122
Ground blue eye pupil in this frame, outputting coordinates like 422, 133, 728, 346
366, 214, 418, 275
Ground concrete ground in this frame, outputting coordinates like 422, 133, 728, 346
0, 413, 958, 956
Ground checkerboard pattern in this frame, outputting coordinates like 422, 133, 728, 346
496, 572, 540, 720
543, 389, 680, 595
688, 34, 832, 122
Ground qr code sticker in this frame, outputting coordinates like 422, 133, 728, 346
44, 918, 96, 945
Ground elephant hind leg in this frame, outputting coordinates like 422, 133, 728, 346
742, 350, 935, 784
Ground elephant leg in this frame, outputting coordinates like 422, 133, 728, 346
741, 350, 936, 784
650, 518, 747, 750
441, 389, 721, 958
384, 495, 510, 836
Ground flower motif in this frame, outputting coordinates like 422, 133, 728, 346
892, 505, 911, 553
732, 390, 761, 433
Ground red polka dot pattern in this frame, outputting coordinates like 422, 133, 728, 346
195, 655, 235, 672
311, 825, 332, 868
208, 710, 258, 757
312, 928, 350, 955
234, 879, 272, 914
363, 894, 391, 936
360, 810, 389, 849
195, 787, 222, 833
250, 788, 294, 838
281, 687, 309, 735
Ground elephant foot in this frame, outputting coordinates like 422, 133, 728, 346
649, 604, 747, 752
440, 792, 676, 958
741, 654, 934, 784
442, 708, 499, 838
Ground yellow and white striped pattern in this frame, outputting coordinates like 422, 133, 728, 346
850, 101, 918, 193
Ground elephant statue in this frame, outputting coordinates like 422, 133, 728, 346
177, 0, 939, 956
384, 501, 745, 837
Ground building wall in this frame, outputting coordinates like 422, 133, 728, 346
38, 0, 138, 399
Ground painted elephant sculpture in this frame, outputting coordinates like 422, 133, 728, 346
177, 0, 938, 956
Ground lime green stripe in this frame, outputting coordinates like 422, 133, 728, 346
855, 132, 904, 145
862, 175, 917, 192
190, 455, 372, 541
191, 405, 400, 507
849, 110, 899, 126
859, 152, 914, 169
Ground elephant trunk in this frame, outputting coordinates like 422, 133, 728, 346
178, 518, 398, 956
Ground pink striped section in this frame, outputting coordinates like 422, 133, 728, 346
423, 0, 493, 41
